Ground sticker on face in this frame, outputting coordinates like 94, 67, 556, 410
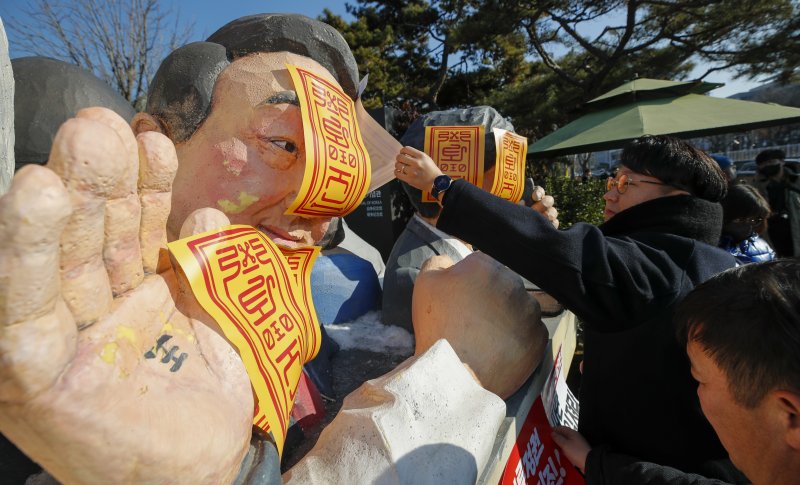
489, 129, 527, 203
284, 64, 371, 217
422, 125, 485, 202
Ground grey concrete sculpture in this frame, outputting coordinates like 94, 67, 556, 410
0, 18, 13, 195
283, 340, 506, 484
382, 106, 514, 331
12, 57, 135, 169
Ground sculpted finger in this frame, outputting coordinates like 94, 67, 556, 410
47, 117, 123, 327
77, 108, 143, 295
137, 131, 178, 274
178, 208, 231, 240
0, 166, 71, 325
0, 166, 77, 400
172, 208, 234, 346
419, 254, 455, 273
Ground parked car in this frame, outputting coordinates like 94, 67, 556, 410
737, 161, 757, 177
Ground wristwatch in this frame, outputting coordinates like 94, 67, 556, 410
431, 174, 454, 201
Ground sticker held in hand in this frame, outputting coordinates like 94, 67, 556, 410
167, 225, 321, 457
422, 125, 485, 203
285, 64, 371, 217
489, 128, 528, 203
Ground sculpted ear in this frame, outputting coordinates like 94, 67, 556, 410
774, 390, 800, 450
131, 112, 166, 136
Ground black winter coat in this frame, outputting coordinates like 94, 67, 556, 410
437, 180, 738, 474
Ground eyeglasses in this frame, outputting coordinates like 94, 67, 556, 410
731, 216, 764, 226
606, 174, 666, 194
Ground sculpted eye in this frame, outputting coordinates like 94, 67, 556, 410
271, 139, 297, 154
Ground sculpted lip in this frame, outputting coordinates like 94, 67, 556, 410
257, 224, 300, 243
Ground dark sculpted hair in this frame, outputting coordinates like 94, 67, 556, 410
399, 106, 514, 218
676, 259, 800, 408
620, 135, 727, 202
145, 14, 359, 143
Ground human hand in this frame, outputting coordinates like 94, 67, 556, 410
0, 108, 253, 484
529, 186, 559, 229
394, 146, 443, 193
551, 425, 590, 473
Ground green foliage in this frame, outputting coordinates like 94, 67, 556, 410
542, 176, 606, 229
326, 0, 798, 140
321, 0, 530, 109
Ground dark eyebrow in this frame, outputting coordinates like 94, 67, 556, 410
259, 90, 299, 107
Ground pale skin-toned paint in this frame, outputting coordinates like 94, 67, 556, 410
165, 52, 340, 247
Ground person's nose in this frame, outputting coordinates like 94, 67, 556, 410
603, 188, 618, 202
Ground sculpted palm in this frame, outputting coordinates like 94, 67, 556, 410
0, 108, 253, 484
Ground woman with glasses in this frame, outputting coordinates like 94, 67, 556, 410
396, 135, 739, 481
719, 184, 776, 264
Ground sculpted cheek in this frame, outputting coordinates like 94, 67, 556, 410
217, 139, 248, 177
217, 192, 260, 214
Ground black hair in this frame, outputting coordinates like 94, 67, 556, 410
755, 149, 786, 165
676, 260, 800, 408
398, 106, 515, 218
145, 14, 359, 143
721, 184, 771, 236
620, 135, 727, 202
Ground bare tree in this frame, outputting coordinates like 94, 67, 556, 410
5, 0, 194, 110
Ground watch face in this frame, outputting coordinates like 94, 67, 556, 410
434, 175, 452, 190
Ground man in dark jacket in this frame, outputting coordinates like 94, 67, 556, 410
395, 135, 738, 477
554, 260, 800, 485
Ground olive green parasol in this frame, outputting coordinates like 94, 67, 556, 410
528, 78, 800, 158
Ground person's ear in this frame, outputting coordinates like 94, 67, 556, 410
131, 112, 166, 136
774, 390, 800, 450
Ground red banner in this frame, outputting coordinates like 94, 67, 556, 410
499, 397, 584, 485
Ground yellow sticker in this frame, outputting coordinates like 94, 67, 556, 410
489, 129, 528, 202
253, 245, 321, 431
167, 225, 321, 457
422, 126, 485, 202
285, 64, 371, 217
278, 245, 322, 364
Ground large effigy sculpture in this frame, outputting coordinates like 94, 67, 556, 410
383, 106, 522, 332
0, 13, 549, 484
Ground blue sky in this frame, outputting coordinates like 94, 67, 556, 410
0, 0, 760, 98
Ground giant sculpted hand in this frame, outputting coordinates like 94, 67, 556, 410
0, 108, 252, 484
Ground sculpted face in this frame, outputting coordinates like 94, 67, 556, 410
168, 52, 336, 247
